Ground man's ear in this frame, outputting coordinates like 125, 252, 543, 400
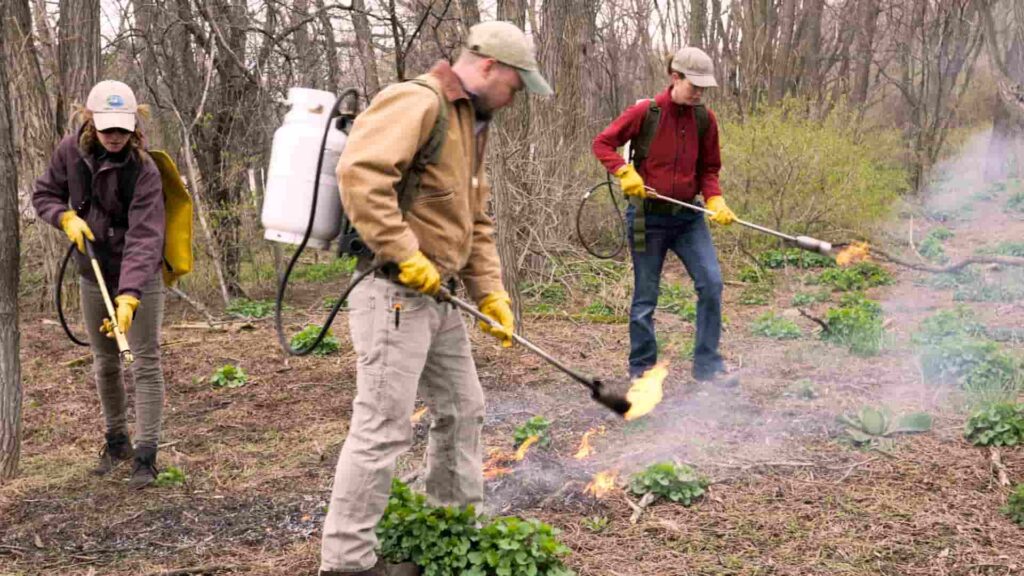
479, 57, 497, 77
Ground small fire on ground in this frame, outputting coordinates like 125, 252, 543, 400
574, 426, 607, 460
483, 435, 539, 480
836, 241, 871, 267
624, 362, 668, 421
585, 469, 619, 498
410, 406, 428, 424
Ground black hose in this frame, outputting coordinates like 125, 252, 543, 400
274, 88, 376, 356
56, 243, 89, 347
576, 175, 627, 259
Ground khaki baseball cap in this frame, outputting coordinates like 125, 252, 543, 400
466, 21, 553, 96
86, 80, 138, 131
670, 47, 718, 88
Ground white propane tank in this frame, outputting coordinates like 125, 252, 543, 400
262, 87, 347, 250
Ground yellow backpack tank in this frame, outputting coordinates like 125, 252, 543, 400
149, 150, 194, 286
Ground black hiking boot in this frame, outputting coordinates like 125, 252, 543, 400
696, 365, 741, 389
128, 445, 158, 489
93, 432, 134, 476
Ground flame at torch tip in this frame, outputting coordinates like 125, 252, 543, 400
836, 241, 871, 267
410, 406, 428, 424
584, 469, 620, 498
623, 363, 668, 421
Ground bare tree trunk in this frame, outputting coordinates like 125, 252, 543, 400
291, 0, 316, 87
769, 0, 797, 103
689, 0, 706, 47
352, 0, 381, 96
851, 0, 879, 105
0, 13, 23, 481
795, 0, 824, 101
56, 0, 100, 132
982, 0, 1024, 180
459, 0, 480, 28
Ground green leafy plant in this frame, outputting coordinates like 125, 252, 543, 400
226, 298, 276, 319
815, 262, 894, 292
1007, 191, 1024, 213
522, 282, 567, 305
912, 307, 986, 345
210, 364, 247, 389
964, 403, 1024, 447
581, 516, 609, 533
838, 406, 933, 445
750, 311, 802, 340
990, 242, 1024, 257
513, 416, 551, 449
378, 480, 575, 576
1003, 484, 1024, 526
629, 462, 709, 506
791, 290, 831, 307
290, 325, 340, 356
466, 517, 574, 576
917, 230, 950, 264
322, 297, 347, 310
738, 266, 773, 284
658, 283, 696, 321
292, 256, 357, 282
154, 465, 186, 487
822, 293, 884, 356
757, 248, 834, 269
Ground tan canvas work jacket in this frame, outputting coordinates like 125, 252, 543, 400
337, 61, 504, 302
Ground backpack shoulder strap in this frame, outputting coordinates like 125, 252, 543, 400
630, 98, 660, 168
113, 154, 140, 227
397, 78, 448, 212
694, 104, 710, 140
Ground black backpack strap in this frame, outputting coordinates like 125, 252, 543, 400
111, 154, 139, 228
694, 104, 709, 140
75, 158, 93, 217
396, 78, 448, 212
630, 99, 660, 169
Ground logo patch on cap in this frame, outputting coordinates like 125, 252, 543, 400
106, 95, 125, 109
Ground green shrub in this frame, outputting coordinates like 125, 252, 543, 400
210, 364, 247, 389
918, 268, 978, 291
154, 466, 186, 487
1007, 191, 1024, 213
738, 266, 773, 284
226, 298, 276, 319
964, 403, 1024, 447
991, 242, 1024, 257
750, 311, 802, 340
791, 290, 831, 307
513, 416, 551, 449
918, 232, 949, 264
522, 282, 567, 305
1003, 484, 1024, 526
757, 248, 834, 269
912, 307, 986, 345
291, 256, 357, 282
954, 279, 1024, 303
815, 262, 894, 292
466, 517, 574, 576
823, 293, 884, 356
629, 462, 709, 506
659, 283, 697, 321
378, 480, 574, 576
290, 325, 340, 356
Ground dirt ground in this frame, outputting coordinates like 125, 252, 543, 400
3, 190, 1024, 575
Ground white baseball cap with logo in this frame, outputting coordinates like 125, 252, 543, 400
86, 80, 139, 132
670, 47, 718, 88
465, 21, 553, 96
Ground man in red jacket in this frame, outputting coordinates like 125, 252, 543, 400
592, 47, 739, 386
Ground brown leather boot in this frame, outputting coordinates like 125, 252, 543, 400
128, 445, 158, 489
93, 432, 134, 475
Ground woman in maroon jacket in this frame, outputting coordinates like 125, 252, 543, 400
33, 80, 166, 488
593, 47, 740, 386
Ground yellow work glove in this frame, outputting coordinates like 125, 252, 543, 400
397, 250, 441, 296
100, 295, 139, 338
477, 291, 515, 348
705, 195, 737, 226
59, 210, 95, 253
614, 164, 647, 198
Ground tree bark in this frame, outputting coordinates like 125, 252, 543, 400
56, 0, 101, 132
352, 0, 381, 96
851, 0, 879, 105
689, 0, 706, 48
0, 11, 23, 481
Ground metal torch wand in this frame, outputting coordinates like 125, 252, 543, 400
84, 240, 134, 364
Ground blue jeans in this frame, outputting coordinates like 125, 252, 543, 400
627, 204, 724, 379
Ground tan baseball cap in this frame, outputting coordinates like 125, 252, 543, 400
466, 21, 553, 96
670, 47, 718, 88
86, 80, 138, 131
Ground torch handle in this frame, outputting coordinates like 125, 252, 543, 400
437, 289, 598, 390
644, 188, 798, 242
85, 241, 134, 364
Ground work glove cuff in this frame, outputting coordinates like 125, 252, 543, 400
477, 290, 511, 310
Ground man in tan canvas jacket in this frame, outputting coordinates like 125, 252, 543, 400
318, 21, 553, 576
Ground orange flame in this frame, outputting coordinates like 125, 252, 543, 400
410, 406, 428, 424
584, 469, 619, 498
574, 426, 606, 460
515, 435, 540, 461
623, 363, 668, 421
483, 448, 513, 480
836, 241, 870, 267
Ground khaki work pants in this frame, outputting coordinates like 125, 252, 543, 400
80, 275, 165, 448
320, 277, 485, 573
